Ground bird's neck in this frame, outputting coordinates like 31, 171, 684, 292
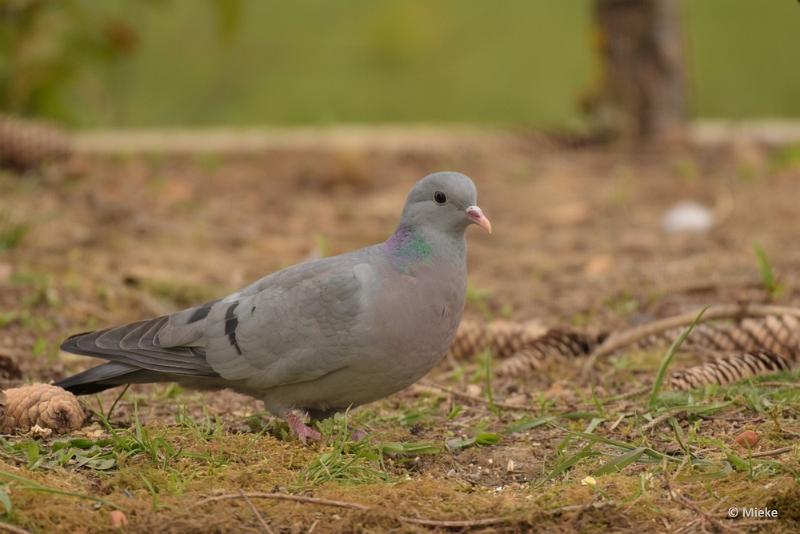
384, 224, 465, 273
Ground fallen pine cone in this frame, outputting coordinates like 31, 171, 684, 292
0, 113, 71, 170
0, 384, 87, 434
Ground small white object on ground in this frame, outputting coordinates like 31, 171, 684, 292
661, 201, 714, 234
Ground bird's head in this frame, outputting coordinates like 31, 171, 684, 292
399, 172, 491, 236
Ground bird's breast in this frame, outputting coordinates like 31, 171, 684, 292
365, 262, 466, 379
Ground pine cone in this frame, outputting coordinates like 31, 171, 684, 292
0, 114, 70, 170
0, 384, 87, 434
669, 351, 792, 391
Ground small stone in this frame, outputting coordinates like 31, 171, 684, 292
466, 384, 482, 397
110, 510, 129, 528
504, 393, 528, 406
584, 255, 613, 277
29, 424, 52, 439
734, 430, 760, 448
662, 201, 714, 234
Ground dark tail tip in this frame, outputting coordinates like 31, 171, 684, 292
54, 362, 133, 396
59, 330, 94, 354
56, 380, 117, 396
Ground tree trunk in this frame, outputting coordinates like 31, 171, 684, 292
589, 0, 687, 144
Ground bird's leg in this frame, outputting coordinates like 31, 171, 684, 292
349, 428, 368, 442
283, 410, 321, 444
307, 408, 367, 441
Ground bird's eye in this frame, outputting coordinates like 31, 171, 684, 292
433, 191, 447, 204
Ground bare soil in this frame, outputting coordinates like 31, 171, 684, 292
1, 130, 799, 532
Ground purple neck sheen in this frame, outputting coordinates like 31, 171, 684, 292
385, 225, 432, 271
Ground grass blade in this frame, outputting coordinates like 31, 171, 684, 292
504, 416, 556, 434
754, 243, 780, 296
537, 444, 598, 486
594, 447, 647, 475
560, 429, 680, 463
649, 307, 708, 409
0, 469, 117, 508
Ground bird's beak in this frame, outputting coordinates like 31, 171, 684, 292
465, 205, 492, 234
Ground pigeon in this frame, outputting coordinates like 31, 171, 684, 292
56, 172, 491, 441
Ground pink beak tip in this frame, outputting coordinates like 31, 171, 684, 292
466, 206, 492, 234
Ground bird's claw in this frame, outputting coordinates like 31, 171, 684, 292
284, 410, 322, 444
350, 428, 368, 442
295, 424, 322, 444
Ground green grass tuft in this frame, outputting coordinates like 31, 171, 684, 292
649, 307, 708, 409
754, 243, 784, 297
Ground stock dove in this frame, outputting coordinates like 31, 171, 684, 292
57, 172, 491, 441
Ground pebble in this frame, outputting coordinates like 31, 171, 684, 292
661, 201, 714, 234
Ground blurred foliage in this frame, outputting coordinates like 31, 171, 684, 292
106, 0, 593, 127
0, 0, 240, 124
0, 0, 138, 122
685, 0, 800, 119
0, 0, 799, 127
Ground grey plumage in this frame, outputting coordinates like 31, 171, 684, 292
56, 172, 491, 438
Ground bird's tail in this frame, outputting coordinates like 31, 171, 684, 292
55, 362, 167, 395
56, 316, 219, 395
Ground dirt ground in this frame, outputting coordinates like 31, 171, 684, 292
1, 130, 800, 533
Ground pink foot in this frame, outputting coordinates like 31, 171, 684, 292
350, 428, 368, 442
284, 411, 322, 444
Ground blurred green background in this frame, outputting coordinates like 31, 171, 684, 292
2, 0, 799, 127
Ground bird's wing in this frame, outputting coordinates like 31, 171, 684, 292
61, 251, 377, 387
199, 255, 374, 388
59, 315, 217, 376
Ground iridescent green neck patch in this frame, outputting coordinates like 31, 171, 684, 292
384, 226, 432, 272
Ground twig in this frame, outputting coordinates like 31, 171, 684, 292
653, 276, 763, 296
751, 446, 793, 458
190, 493, 370, 512
642, 413, 673, 432
399, 516, 512, 528
607, 386, 651, 402
240, 491, 275, 534
719, 519, 778, 527
757, 382, 800, 388
190, 491, 611, 528
609, 412, 631, 431
546, 501, 616, 516
582, 304, 800, 376
663, 473, 734, 533
105, 384, 130, 422
0, 470, 117, 508
414, 382, 538, 412
0, 522, 32, 534
593, 304, 800, 359
417, 382, 652, 417
389, 502, 618, 528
